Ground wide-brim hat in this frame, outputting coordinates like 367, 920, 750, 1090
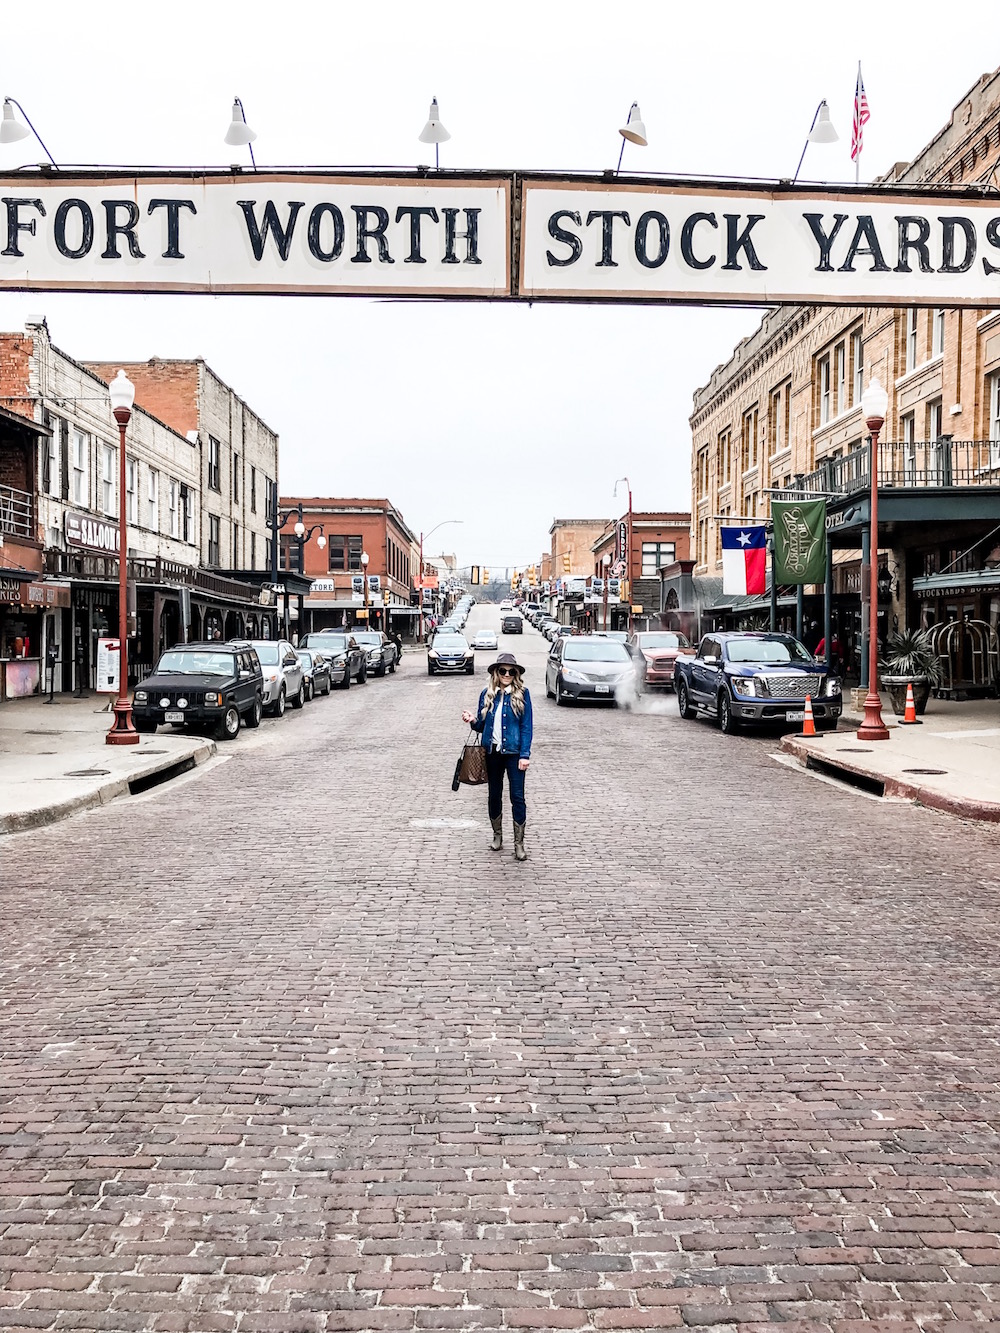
486, 651, 525, 676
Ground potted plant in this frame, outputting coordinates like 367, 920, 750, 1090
879, 627, 941, 715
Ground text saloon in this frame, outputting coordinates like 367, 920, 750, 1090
0, 175, 511, 297
518, 183, 1000, 305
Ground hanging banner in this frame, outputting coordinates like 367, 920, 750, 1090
772, 500, 827, 584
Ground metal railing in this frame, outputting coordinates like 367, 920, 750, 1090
43, 549, 259, 602
798, 439, 1000, 497
0, 484, 34, 539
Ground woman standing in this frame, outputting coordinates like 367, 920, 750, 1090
462, 651, 532, 861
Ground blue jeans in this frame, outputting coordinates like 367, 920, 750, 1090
486, 751, 526, 824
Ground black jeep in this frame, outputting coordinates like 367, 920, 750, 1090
132, 642, 264, 740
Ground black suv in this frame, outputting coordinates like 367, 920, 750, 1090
502, 614, 523, 634
132, 642, 264, 740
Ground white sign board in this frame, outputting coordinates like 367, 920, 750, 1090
0, 172, 511, 298
96, 637, 120, 694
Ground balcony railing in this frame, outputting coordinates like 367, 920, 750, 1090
43, 549, 259, 602
797, 439, 1000, 497
0, 484, 34, 539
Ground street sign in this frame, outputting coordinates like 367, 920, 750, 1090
96, 638, 120, 693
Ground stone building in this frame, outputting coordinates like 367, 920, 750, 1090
688, 67, 1000, 692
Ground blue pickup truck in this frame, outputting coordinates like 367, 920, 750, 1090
674, 631, 842, 734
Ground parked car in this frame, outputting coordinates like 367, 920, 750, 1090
628, 630, 695, 692
499, 599, 514, 611
133, 641, 264, 740
248, 639, 306, 715
351, 630, 397, 677
545, 635, 636, 706
502, 614, 523, 634
594, 630, 629, 644
295, 649, 332, 700
428, 631, 475, 675
472, 630, 498, 650
673, 631, 842, 734
300, 631, 367, 688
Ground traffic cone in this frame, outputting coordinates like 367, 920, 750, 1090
899, 680, 922, 725
801, 694, 817, 737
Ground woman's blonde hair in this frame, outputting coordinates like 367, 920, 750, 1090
481, 665, 525, 718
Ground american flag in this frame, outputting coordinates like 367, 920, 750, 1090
851, 65, 870, 163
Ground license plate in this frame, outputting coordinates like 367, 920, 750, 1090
785, 710, 805, 721
165, 710, 185, 723
595, 684, 610, 694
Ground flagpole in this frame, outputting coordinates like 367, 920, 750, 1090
855, 61, 862, 185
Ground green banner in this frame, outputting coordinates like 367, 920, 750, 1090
772, 499, 827, 585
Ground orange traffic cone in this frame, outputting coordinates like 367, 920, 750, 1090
801, 694, 817, 737
899, 680, 922, 725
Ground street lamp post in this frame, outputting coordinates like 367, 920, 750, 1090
614, 477, 634, 634
269, 499, 325, 639
417, 519, 462, 642
361, 551, 370, 624
857, 378, 890, 742
106, 371, 139, 746
602, 551, 611, 630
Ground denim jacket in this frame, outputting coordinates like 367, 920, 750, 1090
472, 687, 533, 758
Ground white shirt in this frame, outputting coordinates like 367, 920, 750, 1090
491, 686, 509, 750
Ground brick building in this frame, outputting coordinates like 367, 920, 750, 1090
591, 511, 692, 631
689, 67, 1000, 691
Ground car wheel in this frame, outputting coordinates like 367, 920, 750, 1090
546, 676, 554, 699
291, 681, 305, 709
358, 662, 368, 684
466, 661, 474, 675
304, 680, 313, 702
273, 686, 286, 717
677, 680, 695, 720
376, 661, 386, 677
135, 718, 157, 734
215, 704, 241, 740
718, 691, 739, 734
427, 663, 435, 675
244, 694, 263, 728
340, 665, 351, 689
322, 677, 331, 696
555, 679, 567, 706
389, 659, 396, 674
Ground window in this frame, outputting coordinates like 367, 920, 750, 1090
696, 447, 710, 502
126, 457, 137, 524
168, 479, 179, 537
819, 354, 831, 424
902, 412, 916, 482
717, 429, 731, 487
45, 418, 61, 497
147, 469, 158, 530
348, 535, 364, 570
180, 484, 193, 543
208, 436, 221, 491
906, 308, 918, 372
932, 308, 945, 357
852, 330, 864, 402
250, 466, 257, 513
232, 452, 240, 503
641, 542, 676, 577
928, 400, 943, 441
741, 408, 758, 471
208, 514, 221, 566
232, 521, 240, 566
327, 533, 347, 571
265, 537, 274, 572
71, 428, 88, 505
990, 373, 1000, 468
264, 477, 274, 522
100, 444, 115, 515
770, 383, 789, 455
250, 532, 256, 569
836, 343, 846, 416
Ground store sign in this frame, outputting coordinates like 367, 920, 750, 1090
308, 578, 337, 593
0, 576, 23, 604
65, 509, 120, 553
616, 520, 628, 562
22, 581, 71, 608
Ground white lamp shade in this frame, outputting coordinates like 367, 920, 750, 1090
316, 534, 326, 549
360, 552, 370, 566
224, 100, 257, 146
603, 553, 612, 566
108, 370, 135, 413
0, 101, 30, 144
619, 103, 648, 147
808, 101, 838, 144
862, 377, 889, 421
294, 520, 305, 537
418, 98, 451, 144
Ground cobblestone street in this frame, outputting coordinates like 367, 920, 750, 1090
4, 611, 1000, 1331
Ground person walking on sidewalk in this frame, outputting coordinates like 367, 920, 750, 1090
462, 651, 532, 861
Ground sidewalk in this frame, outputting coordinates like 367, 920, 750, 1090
781, 692, 1000, 822
0, 692, 216, 835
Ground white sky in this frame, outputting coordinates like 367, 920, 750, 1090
2, 1, 995, 570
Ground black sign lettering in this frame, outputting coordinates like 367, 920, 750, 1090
722, 213, 766, 271
352, 205, 394, 264
1, 197, 45, 257
102, 200, 145, 260
802, 213, 849, 272
307, 203, 345, 262
545, 210, 583, 267
586, 210, 630, 267
147, 199, 197, 259
238, 200, 304, 261
395, 206, 439, 263
53, 199, 94, 259
939, 216, 976, 273
894, 215, 932, 273
442, 208, 482, 264
838, 215, 889, 272
680, 212, 717, 270
634, 211, 669, 269
984, 218, 1000, 276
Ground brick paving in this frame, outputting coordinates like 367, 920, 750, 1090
3, 612, 1000, 1331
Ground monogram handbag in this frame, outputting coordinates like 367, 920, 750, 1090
452, 729, 488, 788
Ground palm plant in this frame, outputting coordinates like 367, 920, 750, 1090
880, 627, 942, 685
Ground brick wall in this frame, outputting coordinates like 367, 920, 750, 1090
0, 334, 33, 417
84, 360, 200, 437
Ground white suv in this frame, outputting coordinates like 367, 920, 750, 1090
248, 639, 305, 716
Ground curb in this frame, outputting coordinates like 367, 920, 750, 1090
0, 740, 217, 837
779, 734, 1000, 824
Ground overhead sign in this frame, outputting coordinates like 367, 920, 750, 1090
3, 170, 999, 306
616, 520, 628, 563
65, 509, 119, 552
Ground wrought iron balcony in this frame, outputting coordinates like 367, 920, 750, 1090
0, 484, 34, 539
797, 439, 1000, 497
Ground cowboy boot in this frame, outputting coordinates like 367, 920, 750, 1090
513, 822, 527, 861
490, 815, 503, 851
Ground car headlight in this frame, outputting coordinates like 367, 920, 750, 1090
266, 670, 278, 682
134, 690, 147, 702
176, 697, 188, 709
159, 697, 170, 708
428, 650, 439, 659
203, 692, 221, 706
731, 677, 757, 697
334, 654, 346, 664
826, 676, 842, 696
561, 668, 587, 683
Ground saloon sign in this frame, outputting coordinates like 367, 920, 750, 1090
2, 169, 1000, 306
65, 509, 120, 553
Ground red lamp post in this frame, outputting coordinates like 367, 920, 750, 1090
106, 370, 139, 746
602, 551, 611, 629
614, 477, 634, 633
857, 377, 890, 742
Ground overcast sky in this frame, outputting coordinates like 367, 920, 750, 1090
2, 2, 995, 570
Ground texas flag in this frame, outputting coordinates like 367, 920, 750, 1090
721, 525, 767, 596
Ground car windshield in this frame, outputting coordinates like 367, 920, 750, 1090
157, 650, 235, 676
352, 633, 381, 645
295, 651, 313, 667
725, 636, 812, 664
307, 634, 347, 650
435, 635, 468, 650
254, 644, 280, 665
637, 633, 690, 649
563, 641, 631, 662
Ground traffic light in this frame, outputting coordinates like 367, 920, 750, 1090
383, 588, 391, 605
562, 552, 571, 573
470, 565, 480, 584
482, 568, 489, 583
